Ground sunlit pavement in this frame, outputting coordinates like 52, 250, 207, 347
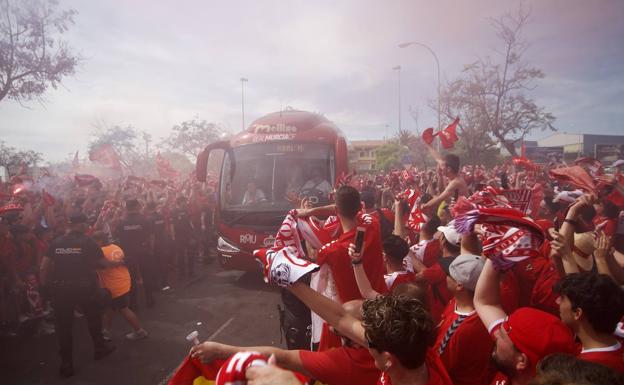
1, 263, 284, 385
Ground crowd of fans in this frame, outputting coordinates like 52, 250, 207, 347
0, 172, 217, 375
2, 138, 624, 384
187, 142, 624, 385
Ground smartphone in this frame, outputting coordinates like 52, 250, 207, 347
354, 227, 366, 254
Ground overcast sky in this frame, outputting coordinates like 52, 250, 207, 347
1, 0, 623, 162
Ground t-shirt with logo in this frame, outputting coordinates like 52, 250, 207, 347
299, 346, 380, 385
47, 231, 103, 286
434, 299, 493, 385
97, 243, 131, 298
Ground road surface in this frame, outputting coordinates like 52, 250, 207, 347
1, 263, 285, 385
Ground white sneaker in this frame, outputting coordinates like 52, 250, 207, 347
125, 329, 148, 340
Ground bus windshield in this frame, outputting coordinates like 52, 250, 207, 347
220, 142, 334, 215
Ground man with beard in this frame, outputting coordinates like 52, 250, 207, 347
474, 259, 576, 385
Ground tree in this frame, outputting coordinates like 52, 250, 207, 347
433, 6, 555, 157
375, 141, 409, 172
0, 0, 79, 103
0, 140, 43, 177
160, 117, 227, 158
89, 123, 138, 167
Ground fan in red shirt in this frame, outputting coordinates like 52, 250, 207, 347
410, 221, 460, 323
434, 254, 493, 385
312, 186, 387, 304
349, 235, 415, 299
555, 272, 624, 373
189, 301, 381, 385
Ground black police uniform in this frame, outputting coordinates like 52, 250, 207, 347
48, 230, 108, 365
115, 212, 153, 308
171, 205, 195, 277
146, 210, 168, 288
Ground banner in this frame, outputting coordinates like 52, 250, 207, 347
524, 146, 564, 164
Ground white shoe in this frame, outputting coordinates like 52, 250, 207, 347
125, 329, 148, 340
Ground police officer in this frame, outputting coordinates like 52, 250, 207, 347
114, 199, 154, 309
40, 213, 116, 377
145, 201, 169, 290
170, 196, 196, 278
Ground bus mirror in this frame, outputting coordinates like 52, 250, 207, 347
195, 140, 231, 183
196, 149, 209, 182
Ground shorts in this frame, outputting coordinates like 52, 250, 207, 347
110, 293, 129, 310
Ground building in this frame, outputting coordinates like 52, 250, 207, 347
537, 133, 624, 162
349, 140, 386, 172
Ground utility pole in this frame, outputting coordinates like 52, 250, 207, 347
240, 77, 248, 131
392, 66, 402, 132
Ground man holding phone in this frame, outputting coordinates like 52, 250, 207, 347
313, 186, 387, 304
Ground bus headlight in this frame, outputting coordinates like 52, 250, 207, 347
217, 237, 241, 253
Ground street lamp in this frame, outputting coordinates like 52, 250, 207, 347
392, 65, 402, 133
398, 41, 441, 135
240, 77, 248, 131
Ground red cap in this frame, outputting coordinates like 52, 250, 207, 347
503, 308, 575, 372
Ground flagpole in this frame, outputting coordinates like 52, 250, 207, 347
398, 41, 442, 150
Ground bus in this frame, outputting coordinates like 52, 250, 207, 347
196, 109, 349, 270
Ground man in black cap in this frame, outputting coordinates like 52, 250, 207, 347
40, 213, 116, 377
114, 199, 155, 309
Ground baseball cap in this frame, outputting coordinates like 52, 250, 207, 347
449, 254, 485, 291
437, 220, 461, 246
502, 307, 575, 372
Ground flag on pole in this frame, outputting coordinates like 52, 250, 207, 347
89, 144, 122, 170
437, 118, 459, 149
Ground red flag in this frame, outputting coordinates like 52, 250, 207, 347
437, 118, 459, 149
156, 152, 180, 180
72, 151, 80, 170
422, 127, 435, 145
89, 144, 122, 170
548, 166, 596, 193
167, 356, 223, 385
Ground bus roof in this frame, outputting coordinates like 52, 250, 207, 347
231, 109, 345, 147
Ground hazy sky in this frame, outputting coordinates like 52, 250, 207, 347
1, 0, 623, 162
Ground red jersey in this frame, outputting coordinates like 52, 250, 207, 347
422, 261, 453, 323
578, 342, 624, 373
377, 350, 452, 385
510, 255, 560, 315
300, 346, 380, 385
434, 299, 493, 385
317, 213, 387, 303
385, 271, 416, 292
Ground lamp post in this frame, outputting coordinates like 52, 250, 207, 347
392, 65, 402, 133
398, 42, 441, 135
240, 77, 248, 130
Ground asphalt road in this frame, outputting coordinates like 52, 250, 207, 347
1, 263, 285, 385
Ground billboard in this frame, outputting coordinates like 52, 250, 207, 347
595, 144, 624, 164
525, 146, 564, 164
